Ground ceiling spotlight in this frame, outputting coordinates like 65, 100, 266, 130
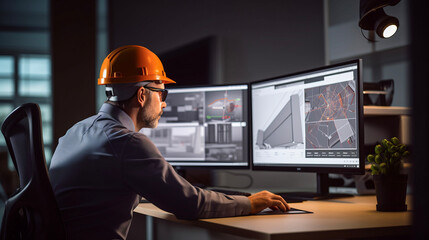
359, 0, 401, 41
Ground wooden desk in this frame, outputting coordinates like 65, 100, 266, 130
130, 195, 411, 240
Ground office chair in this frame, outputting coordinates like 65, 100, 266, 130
0, 103, 65, 240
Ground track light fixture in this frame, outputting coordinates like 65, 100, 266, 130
359, 0, 401, 41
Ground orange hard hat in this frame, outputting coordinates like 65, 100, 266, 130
98, 45, 175, 85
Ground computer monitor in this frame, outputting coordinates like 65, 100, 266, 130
140, 84, 249, 168
250, 59, 364, 199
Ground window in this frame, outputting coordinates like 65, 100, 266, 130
19, 55, 51, 97
0, 54, 52, 169
0, 56, 14, 97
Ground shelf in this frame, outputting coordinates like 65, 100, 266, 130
364, 106, 411, 116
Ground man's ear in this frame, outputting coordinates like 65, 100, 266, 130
136, 87, 145, 107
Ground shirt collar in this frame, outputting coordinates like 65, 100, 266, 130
99, 103, 136, 132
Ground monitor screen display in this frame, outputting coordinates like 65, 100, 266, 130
140, 84, 249, 168
251, 60, 364, 174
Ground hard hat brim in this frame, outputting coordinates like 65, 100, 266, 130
98, 75, 176, 85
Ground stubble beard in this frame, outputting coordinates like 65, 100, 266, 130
138, 107, 162, 129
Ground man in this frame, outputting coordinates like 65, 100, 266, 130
49, 45, 289, 240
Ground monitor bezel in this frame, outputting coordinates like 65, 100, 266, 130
160, 82, 251, 169
249, 59, 365, 175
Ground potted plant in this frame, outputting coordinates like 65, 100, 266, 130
367, 137, 410, 211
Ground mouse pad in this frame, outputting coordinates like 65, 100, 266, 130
257, 207, 313, 215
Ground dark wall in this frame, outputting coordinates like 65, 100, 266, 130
158, 36, 221, 86
51, 0, 96, 144
109, 0, 325, 85
410, 1, 429, 239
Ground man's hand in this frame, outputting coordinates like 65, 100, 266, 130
247, 190, 290, 214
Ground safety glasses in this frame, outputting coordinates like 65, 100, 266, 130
143, 86, 168, 102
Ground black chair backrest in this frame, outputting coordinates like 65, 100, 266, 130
0, 103, 65, 240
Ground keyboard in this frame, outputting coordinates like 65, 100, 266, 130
258, 207, 313, 215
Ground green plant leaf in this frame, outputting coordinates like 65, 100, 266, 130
399, 144, 406, 153
371, 165, 380, 175
392, 152, 400, 160
381, 139, 389, 148
375, 144, 383, 154
391, 137, 400, 145
375, 154, 382, 164
390, 145, 399, 153
371, 137, 408, 175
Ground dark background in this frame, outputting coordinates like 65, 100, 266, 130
1, 0, 427, 238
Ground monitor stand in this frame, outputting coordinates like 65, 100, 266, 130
278, 173, 354, 201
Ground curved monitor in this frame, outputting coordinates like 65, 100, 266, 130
250, 59, 364, 197
140, 84, 249, 168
